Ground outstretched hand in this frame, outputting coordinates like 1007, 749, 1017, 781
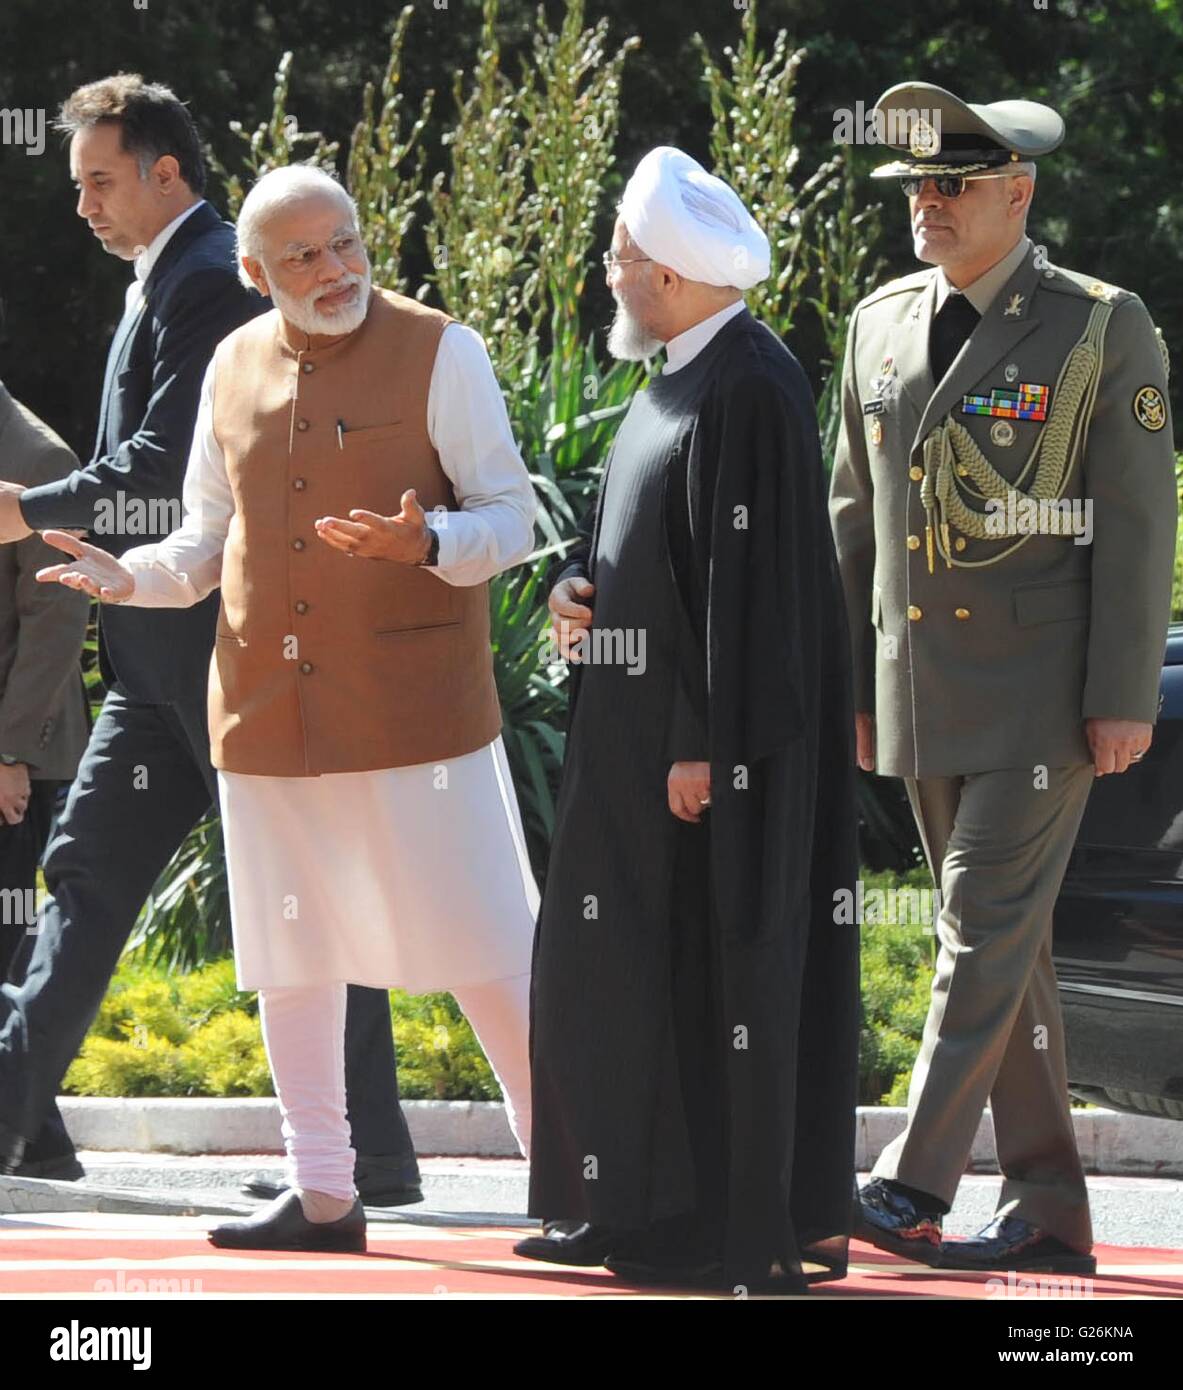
315, 489, 432, 564
35, 530, 134, 602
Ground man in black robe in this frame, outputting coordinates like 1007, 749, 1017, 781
517, 147, 861, 1293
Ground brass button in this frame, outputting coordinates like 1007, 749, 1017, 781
907, 605, 922, 621
294, 600, 309, 615
296, 418, 310, 432
302, 361, 315, 374
954, 607, 971, 620
906, 534, 920, 551
293, 478, 307, 491
954, 536, 967, 552
908, 465, 923, 482
300, 661, 314, 675
292, 538, 306, 552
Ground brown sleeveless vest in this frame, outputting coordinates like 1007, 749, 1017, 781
208, 287, 503, 776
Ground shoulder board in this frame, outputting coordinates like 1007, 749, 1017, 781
1037, 263, 1133, 306
858, 268, 934, 309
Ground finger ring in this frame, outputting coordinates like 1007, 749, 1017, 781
698, 797, 711, 807
1131, 750, 1146, 761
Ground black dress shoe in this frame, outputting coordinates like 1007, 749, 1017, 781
603, 1252, 726, 1288
0, 1117, 27, 1174
11, 1152, 85, 1181
241, 1154, 422, 1208
939, 1214, 1096, 1274
209, 1190, 366, 1252
854, 1177, 944, 1265
513, 1220, 619, 1266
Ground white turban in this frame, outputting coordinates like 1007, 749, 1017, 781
619, 146, 771, 291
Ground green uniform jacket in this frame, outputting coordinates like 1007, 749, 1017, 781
829, 242, 1177, 778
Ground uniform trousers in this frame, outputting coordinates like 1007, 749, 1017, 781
871, 763, 1095, 1250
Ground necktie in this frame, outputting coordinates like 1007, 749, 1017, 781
929, 291, 981, 384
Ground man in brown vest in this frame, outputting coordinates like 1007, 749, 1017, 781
38, 166, 539, 1253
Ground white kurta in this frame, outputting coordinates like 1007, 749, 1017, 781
120, 319, 540, 992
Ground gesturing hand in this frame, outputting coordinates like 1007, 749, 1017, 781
35, 530, 135, 602
315, 489, 433, 564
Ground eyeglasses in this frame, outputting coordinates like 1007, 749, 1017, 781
602, 250, 652, 272
899, 172, 1019, 199
280, 232, 364, 272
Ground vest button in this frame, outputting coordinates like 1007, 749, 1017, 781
907, 605, 923, 621
906, 534, 920, 551
294, 601, 309, 615
296, 418, 310, 431
954, 607, 971, 621
954, 536, 967, 551
302, 361, 315, 374
908, 465, 923, 481
292, 538, 306, 551
300, 662, 314, 675
293, 478, 307, 491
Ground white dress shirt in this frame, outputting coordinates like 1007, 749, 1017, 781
662, 297, 747, 374
123, 200, 207, 314
119, 319, 537, 598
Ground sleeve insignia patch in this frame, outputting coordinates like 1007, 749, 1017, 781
1132, 385, 1167, 432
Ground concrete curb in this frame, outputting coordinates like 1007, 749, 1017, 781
52, 1098, 1183, 1175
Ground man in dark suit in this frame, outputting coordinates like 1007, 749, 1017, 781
0, 385, 89, 1044
0, 75, 420, 1200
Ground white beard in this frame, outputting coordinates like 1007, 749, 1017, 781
272, 267, 372, 337
607, 298, 662, 361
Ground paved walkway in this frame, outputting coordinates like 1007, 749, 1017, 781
2, 1210, 1180, 1299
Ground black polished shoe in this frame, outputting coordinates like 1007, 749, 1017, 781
11, 1151, 85, 1181
241, 1154, 422, 1208
939, 1214, 1096, 1274
854, 1177, 944, 1266
513, 1220, 619, 1266
209, 1190, 366, 1252
603, 1252, 726, 1289
0, 1117, 27, 1174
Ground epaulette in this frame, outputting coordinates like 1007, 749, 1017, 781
858, 267, 934, 310
1037, 263, 1134, 306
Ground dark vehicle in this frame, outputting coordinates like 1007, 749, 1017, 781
1054, 623, 1183, 1120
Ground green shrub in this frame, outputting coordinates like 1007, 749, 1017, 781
857, 867, 936, 1105
63, 955, 498, 1101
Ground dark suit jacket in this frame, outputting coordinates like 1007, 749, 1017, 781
0, 385, 89, 779
19, 201, 267, 704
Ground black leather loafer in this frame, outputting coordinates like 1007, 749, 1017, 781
0, 1117, 27, 1174
208, 1190, 366, 1252
939, 1215, 1096, 1274
513, 1220, 619, 1266
854, 1177, 944, 1265
241, 1154, 422, 1208
12, 1151, 85, 1181
603, 1253, 726, 1289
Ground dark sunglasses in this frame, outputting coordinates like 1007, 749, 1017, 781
899, 171, 1015, 199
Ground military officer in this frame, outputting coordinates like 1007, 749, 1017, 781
830, 81, 1177, 1275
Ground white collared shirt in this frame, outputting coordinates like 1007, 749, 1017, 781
123, 200, 207, 314
662, 297, 747, 374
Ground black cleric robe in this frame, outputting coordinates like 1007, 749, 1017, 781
527, 307, 860, 1291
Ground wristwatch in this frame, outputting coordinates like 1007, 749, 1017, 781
0, 754, 21, 766
416, 525, 441, 568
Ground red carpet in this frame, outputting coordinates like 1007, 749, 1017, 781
3, 1213, 1181, 1298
